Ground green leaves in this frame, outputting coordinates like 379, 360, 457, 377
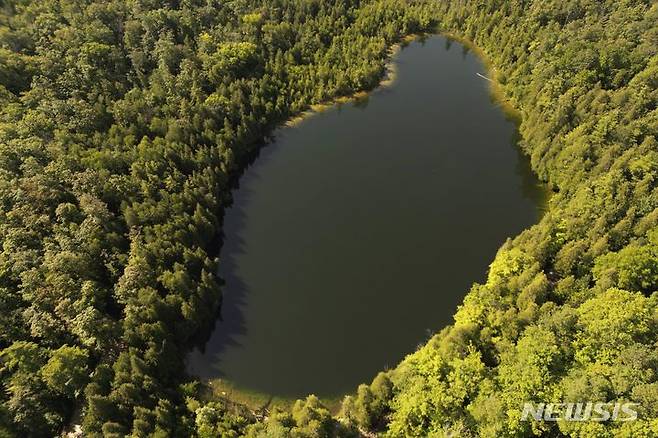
0, 342, 89, 435
593, 244, 658, 294
204, 42, 260, 84
575, 288, 656, 363
41, 345, 89, 398
340, 372, 393, 431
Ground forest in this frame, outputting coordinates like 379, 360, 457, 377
0, 0, 434, 436
0, 0, 656, 437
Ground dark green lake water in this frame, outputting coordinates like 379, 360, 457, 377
187, 35, 546, 398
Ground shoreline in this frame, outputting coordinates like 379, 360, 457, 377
198, 30, 550, 417
196, 34, 422, 417
204, 378, 344, 417
442, 30, 552, 207
284, 33, 419, 128
283, 30, 521, 130
441, 31, 522, 122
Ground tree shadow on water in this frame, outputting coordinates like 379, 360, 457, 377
185, 135, 284, 380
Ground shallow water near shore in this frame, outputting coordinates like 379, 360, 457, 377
187, 35, 548, 399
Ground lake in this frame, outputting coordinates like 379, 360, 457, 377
187, 35, 547, 398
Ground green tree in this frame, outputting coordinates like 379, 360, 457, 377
40, 345, 89, 399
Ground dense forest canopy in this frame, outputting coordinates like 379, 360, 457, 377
0, 0, 434, 436
0, 0, 656, 436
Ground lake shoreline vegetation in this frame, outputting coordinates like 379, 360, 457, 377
282, 33, 417, 129
190, 28, 551, 426
368, 2, 658, 438
0, 0, 655, 437
443, 32, 521, 122
0, 0, 437, 436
